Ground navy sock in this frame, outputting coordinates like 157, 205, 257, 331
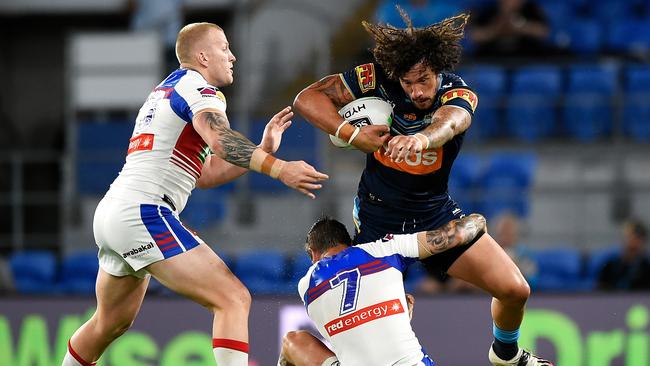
492, 338, 519, 361
492, 323, 519, 360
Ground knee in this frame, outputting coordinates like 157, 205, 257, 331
94, 313, 136, 340
497, 277, 530, 306
283, 330, 308, 351
209, 280, 252, 314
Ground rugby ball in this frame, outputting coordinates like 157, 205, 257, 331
329, 97, 393, 149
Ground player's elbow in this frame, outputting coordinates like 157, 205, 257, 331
293, 89, 309, 114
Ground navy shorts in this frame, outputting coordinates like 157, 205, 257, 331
352, 192, 474, 277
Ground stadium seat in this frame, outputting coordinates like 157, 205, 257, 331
506, 66, 561, 141
448, 153, 482, 213
562, 65, 616, 141
248, 118, 319, 193
459, 66, 506, 140
233, 249, 292, 295
59, 250, 99, 294
287, 253, 313, 286
591, 1, 636, 24
77, 121, 132, 194
583, 246, 621, 290
623, 66, 650, 141
182, 188, 227, 229
10, 250, 58, 294
478, 152, 537, 218
607, 20, 650, 54
531, 247, 583, 291
403, 261, 428, 294
565, 19, 602, 55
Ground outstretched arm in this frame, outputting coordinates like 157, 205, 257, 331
193, 110, 328, 198
294, 75, 389, 153
416, 213, 486, 260
196, 106, 293, 188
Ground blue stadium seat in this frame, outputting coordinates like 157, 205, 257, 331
607, 20, 650, 54
59, 251, 99, 294
182, 188, 227, 229
531, 247, 583, 291
565, 19, 602, 55
403, 261, 428, 294
448, 153, 482, 213
562, 65, 616, 141
287, 253, 313, 284
583, 246, 620, 290
623, 66, 650, 141
506, 66, 561, 141
591, 1, 636, 24
77, 121, 132, 194
248, 119, 319, 193
478, 153, 537, 218
539, 0, 574, 44
10, 251, 58, 294
460, 66, 506, 140
233, 249, 292, 295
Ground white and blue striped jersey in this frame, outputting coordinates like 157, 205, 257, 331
298, 234, 433, 366
107, 68, 226, 213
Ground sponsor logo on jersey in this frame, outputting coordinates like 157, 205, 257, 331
373, 147, 443, 175
440, 88, 478, 112
403, 113, 417, 121
197, 87, 226, 105
355, 63, 376, 93
128, 133, 155, 155
122, 242, 155, 259
325, 299, 404, 336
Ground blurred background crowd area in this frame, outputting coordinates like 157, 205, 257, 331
0, 0, 649, 296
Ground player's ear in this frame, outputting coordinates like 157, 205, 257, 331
306, 248, 316, 263
197, 50, 209, 67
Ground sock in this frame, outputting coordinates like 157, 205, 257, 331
492, 323, 520, 361
62, 340, 96, 366
213, 338, 249, 366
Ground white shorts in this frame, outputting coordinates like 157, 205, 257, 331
93, 196, 204, 278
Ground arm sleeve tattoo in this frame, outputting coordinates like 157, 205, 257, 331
421, 214, 486, 255
308, 75, 355, 108
204, 111, 258, 169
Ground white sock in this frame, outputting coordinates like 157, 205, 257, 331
62, 340, 95, 366
213, 338, 249, 366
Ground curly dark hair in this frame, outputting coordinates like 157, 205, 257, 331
362, 8, 469, 80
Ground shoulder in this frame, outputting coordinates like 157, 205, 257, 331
175, 70, 227, 106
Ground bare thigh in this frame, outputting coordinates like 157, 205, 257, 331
146, 243, 247, 308
447, 233, 528, 297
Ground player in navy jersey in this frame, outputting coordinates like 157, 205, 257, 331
293, 10, 552, 366
278, 213, 487, 366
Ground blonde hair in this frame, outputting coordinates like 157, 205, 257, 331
175, 22, 224, 64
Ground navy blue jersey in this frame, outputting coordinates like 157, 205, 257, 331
340, 63, 477, 213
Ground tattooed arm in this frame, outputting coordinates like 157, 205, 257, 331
193, 109, 329, 198
196, 106, 293, 189
419, 105, 472, 148
294, 75, 389, 153
416, 213, 486, 260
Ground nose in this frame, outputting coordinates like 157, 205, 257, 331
230, 52, 236, 63
410, 87, 423, 100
